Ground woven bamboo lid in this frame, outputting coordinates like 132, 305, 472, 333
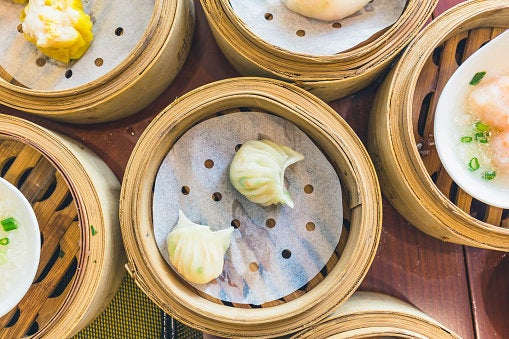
200, 0, 438, 101
0, 0, 194, 124
291, 291, 460, 338
0, 114, 125, 337
120, 77, 382, 337
368, 0, 509, 250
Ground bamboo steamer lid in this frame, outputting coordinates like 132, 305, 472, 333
0, 0, 194, 124
368, 0, 509, 250
0, 114, 125, 337
291, 291, 460, 338
199, 0, 438, 102
120, 77, 382, 337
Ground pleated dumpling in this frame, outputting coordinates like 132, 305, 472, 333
166, 210, 234, 284
281, 0, 371, 21
229, 139, 304, 208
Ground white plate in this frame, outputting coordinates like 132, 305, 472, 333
0, 177, 40, 317
434, 30, 509, 209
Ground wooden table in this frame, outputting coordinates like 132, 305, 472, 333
1, 0, 507, 338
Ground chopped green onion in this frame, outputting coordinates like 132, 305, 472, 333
461, 136, 473, 143
474, 121, 490, 132
468, 157, 480, 171
470, 71, 487, 85
0, 238, 9, 246
482, 170, 497, 180
90, 225, 97, 236
1, 217, 18, 232
474, 132, 488, 143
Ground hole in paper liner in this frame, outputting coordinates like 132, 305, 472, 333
204, 159, 214, 168
114, 27, 124, 36
212, 192, 223, 201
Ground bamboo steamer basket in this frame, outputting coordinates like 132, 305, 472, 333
368, 0, 509, 250
0, 114, 125, 338
120, 77, 382, 337
291, 291, 460, 339
0, 0, 194, 124
199, 0, 438, 102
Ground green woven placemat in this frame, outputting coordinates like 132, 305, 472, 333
73, 275, 202, 339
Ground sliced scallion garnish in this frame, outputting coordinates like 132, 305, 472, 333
482, 170, 496, 180
468, 157, 480, 171
0, 238, 9, 246
1, 217, 18, 232
461, 136, 472, 143
474, 121, 490, 132
470, 71, 487, 85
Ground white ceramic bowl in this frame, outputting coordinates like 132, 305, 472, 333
0, 177, 40, 317
434, 30, 509, 209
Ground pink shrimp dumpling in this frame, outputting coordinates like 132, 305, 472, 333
469, 75, 509, 131
281, 0, 371, 21
490, 131, 509, 171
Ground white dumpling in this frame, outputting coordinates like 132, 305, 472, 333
281, 0, 371, 21
166, 210, 234, 284
229, 139, 304, 208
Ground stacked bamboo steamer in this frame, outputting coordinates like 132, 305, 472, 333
0, 114, 125, 338
120, 77, 382, 337
368, 0, 509, 250
200, 0, 438, 102
0, 0, 194, 124
291, 291, 460, 338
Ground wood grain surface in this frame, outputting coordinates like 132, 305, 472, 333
1, 0, 506, 338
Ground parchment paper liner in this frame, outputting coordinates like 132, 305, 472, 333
229, 0, 405, 56
153, 112, 343, 305
0, 0, 153, 90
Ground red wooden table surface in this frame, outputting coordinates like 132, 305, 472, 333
2, 0, 507, 338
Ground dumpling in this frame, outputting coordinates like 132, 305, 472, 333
20, 0, 94, 63
166, 210, 234, 284
281, 0, 371, 21
229, 139, 304, 208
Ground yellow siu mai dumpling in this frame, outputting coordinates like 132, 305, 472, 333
166, 210, 234, 284
281, 0, 371, 21
229, 139, 304, 208
20, 0, 94, 63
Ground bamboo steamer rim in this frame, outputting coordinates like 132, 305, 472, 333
120, 77, 382, 337
290, 291, 460, 339
0, 114, 124, 337
0, 0, 187, 120
200, 0, 438, 80
371, 0, 509, 249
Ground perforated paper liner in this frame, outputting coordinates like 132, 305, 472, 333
153, 112, 342, 305
0, 0, 153, 90
229, 0, 405, 56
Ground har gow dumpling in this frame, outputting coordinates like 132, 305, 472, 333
229, 139, 304, 208
281, 0, 371, 21
166, 210, 234, 284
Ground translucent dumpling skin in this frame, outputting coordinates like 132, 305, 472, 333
229, 139, 304, 208
20, 0, 94, 63
281, 0, 371, 21
166, 210, 234, 285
